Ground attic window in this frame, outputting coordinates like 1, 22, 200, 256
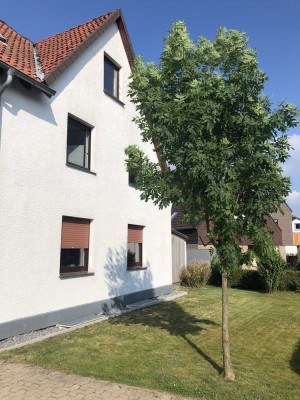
0, 34, 7, 45
104, 55, 120, 99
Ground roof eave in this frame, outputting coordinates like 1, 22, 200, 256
171, 228, 188, 240
115, 8, 135, 67
0, 60, 56, 97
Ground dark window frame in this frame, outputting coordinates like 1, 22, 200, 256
104, 54, 121, 100
127, 243, 143, 269
295, 223, 300, 230
60, 216, 91, 275
66, 116, 92, 171
60, 249, 89, 274
127, 225, 144, 270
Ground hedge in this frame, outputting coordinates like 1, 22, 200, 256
280, 270, 300, 291
209, 268, 300, 292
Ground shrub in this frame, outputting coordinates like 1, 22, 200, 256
280, 270, 300, 291
237, 270, 265, 290
180, 260, 211, 288
208, 267, 264, 291
256, 246, 286, 293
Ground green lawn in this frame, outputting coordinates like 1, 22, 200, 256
1, 287, 299, 399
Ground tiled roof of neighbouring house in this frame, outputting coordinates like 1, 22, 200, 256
0, 9, 133, 88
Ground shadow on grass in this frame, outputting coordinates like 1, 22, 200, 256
290, 340, 300, 374
110, 300, 222, 374
103, 245, 222, 374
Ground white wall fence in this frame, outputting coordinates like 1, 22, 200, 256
172, 233, 187, 284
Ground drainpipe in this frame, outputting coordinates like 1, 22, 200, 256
171, 212, 179, 220
0, 67, 15, 95
0, 68, 15, 149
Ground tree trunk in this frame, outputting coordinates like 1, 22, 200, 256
222, 272, 235, 381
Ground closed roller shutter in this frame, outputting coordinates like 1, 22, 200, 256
61, 217, 90, 249
128, 224, 143, 243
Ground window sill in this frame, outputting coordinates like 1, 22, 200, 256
59, 272, 95, 279
104, 90, 125, 106
127, 266, 148, 271
66, 163, 97, 175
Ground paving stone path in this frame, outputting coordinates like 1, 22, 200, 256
0, 360, 196, 400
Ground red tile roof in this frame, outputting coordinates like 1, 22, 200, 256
36, 12, 114, 77
0, 9, 133, 88
0, 20, 38, 80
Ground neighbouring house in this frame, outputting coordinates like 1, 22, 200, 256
0, 9, 172, 340
172, 203, 293, 263
270, 202, 294, 258
292, 216, 300, 245
286, 216, 300, 267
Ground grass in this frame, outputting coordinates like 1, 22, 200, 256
1, 287, 299, 399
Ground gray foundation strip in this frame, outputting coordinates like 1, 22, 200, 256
0, 291, 187, 352
0, 284, 173, 340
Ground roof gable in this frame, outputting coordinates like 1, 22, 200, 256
36, 13, 114, 78
0, 9, 134, 91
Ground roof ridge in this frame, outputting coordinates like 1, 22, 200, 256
35, 10, 117, 45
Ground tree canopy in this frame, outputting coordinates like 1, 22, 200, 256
126, 23, 298, 255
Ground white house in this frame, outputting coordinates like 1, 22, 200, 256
0, 9, 172, 340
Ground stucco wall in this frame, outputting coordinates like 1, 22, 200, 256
0, 23, 172, 325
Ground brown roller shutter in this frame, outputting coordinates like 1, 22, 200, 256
128, 224, 143, 243
61, 217, 90, 249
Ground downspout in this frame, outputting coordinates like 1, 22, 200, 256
0, 67, 15, 95
0, 68, 15, 149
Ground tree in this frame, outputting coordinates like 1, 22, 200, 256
125, 22, 299, 381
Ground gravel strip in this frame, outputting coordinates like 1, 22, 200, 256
0, 326, 62, 349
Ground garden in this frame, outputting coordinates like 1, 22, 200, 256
1, 285, 299, 400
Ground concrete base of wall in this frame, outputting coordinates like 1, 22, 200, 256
0, 285, 172, 340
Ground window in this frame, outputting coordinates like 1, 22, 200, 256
60, 216, 90, 274
295, 223, 300, 230
127, 224, 144, 269
104, 55, 120, 99
128, 172, 136, 187
67, 117, 91, 170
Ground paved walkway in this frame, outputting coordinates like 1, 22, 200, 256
0, 360, 194, 400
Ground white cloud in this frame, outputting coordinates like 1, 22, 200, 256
286, 190, 300, 217
283, 134, 300, 184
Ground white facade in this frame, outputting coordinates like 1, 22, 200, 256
287, 218, 300, 257
292, 218, 300, 233
286, 246, 298, 256
0, 23, 172, 338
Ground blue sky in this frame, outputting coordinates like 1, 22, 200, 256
3, 0, 300, 215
